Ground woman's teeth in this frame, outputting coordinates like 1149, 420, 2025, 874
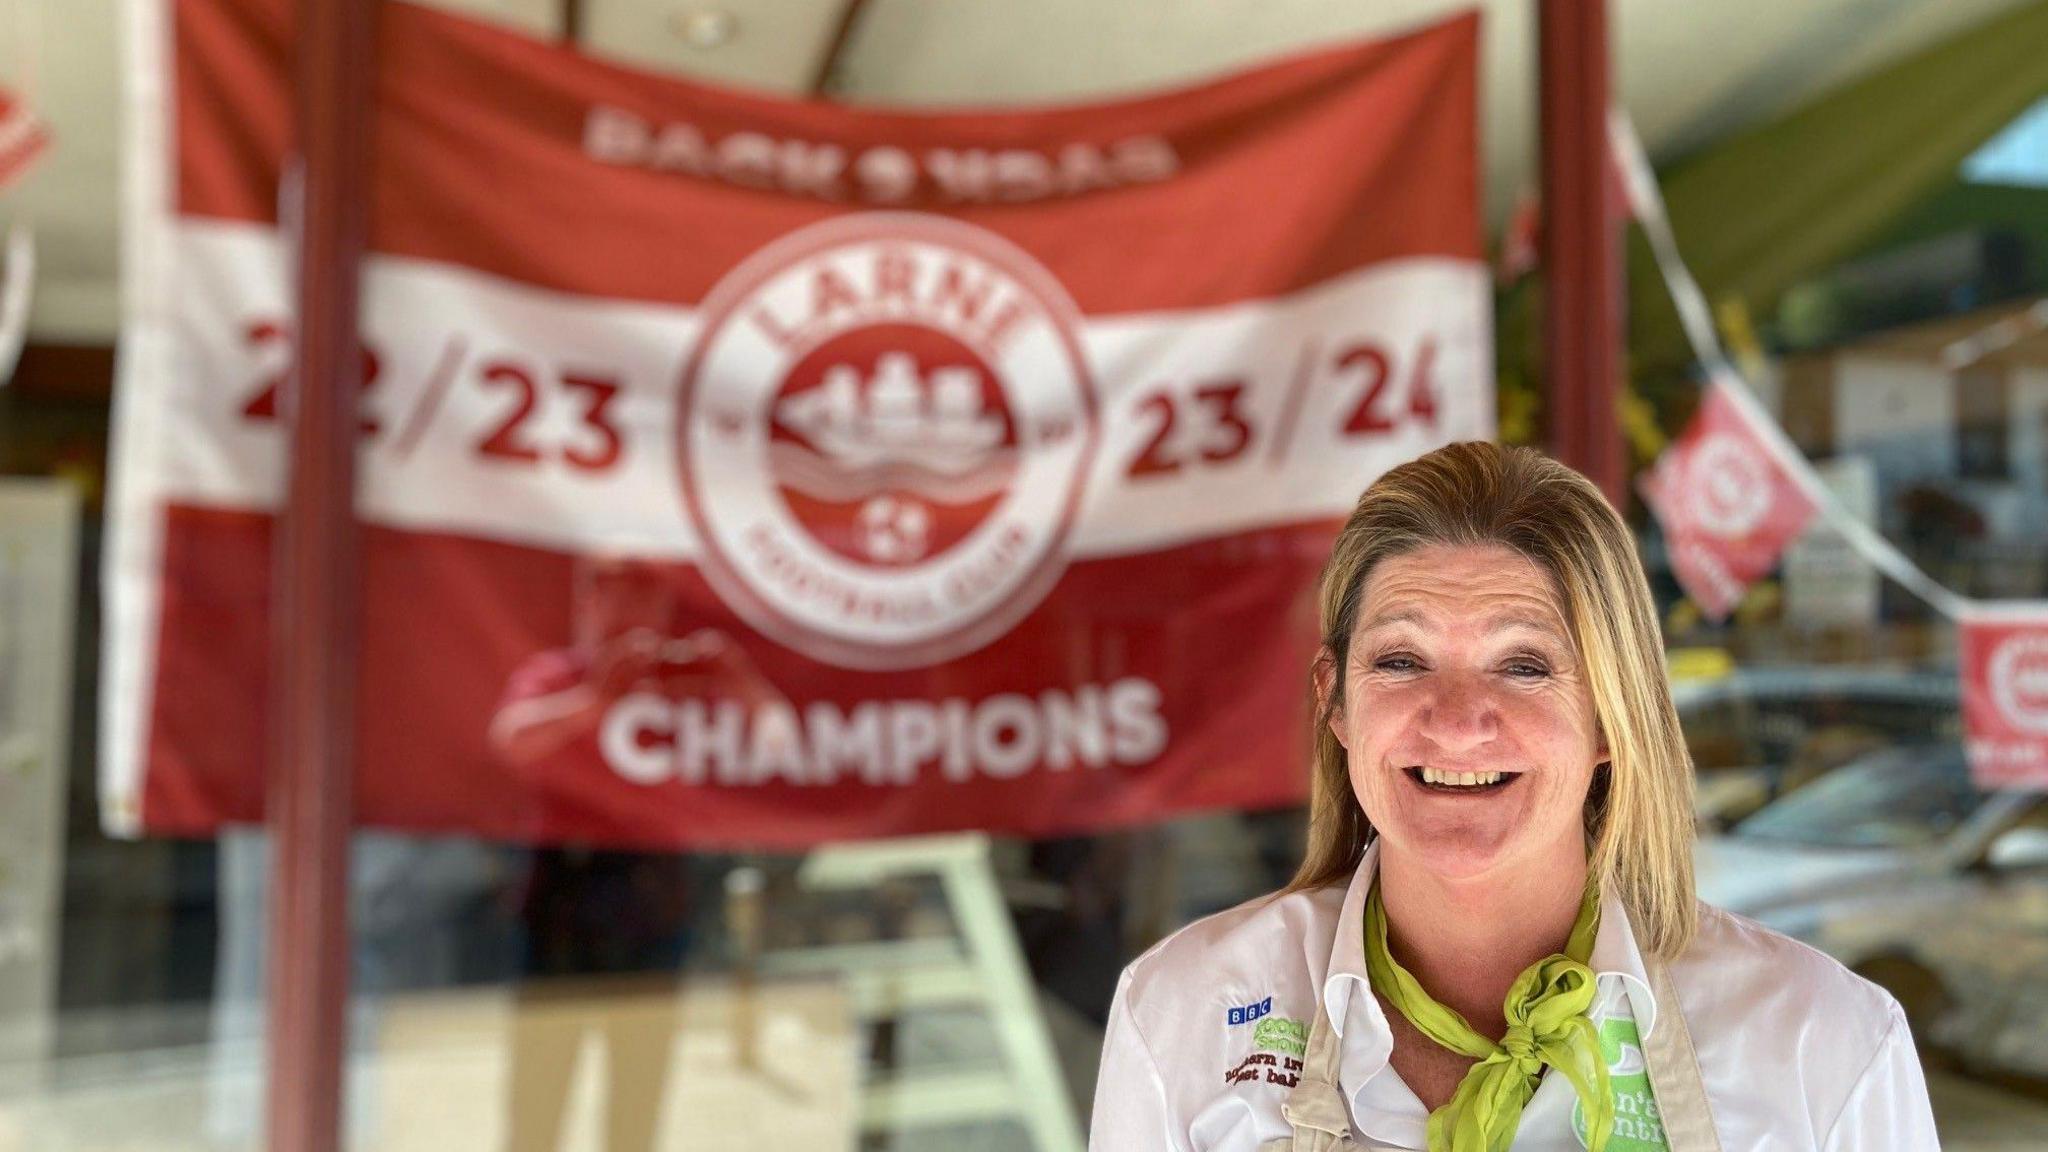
1420, 767, 1503, 787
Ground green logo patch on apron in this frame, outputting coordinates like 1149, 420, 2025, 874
1253, 1016, 1307, 1059
1574, 1013, 1668, 1150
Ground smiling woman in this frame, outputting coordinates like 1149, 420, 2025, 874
1089, 442, 1941, 1152
1335, 545, 1609, 895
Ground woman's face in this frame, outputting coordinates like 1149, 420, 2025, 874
1328, 542, 1605, 883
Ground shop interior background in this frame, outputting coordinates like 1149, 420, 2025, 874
4, 0, 2048, 1148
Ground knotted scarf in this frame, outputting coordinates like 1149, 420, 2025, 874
1363, 880, 1614, 1152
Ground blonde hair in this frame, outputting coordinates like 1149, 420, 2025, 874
1285, 441, 1697, 958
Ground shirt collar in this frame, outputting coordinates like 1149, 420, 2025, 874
1319, 840, 1384, 1044
1317, 841, 1664, 1078
1588, 880, 1660, 1040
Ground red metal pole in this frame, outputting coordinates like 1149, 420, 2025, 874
266, 0, 378, 1149
1538, 0, 1624, 504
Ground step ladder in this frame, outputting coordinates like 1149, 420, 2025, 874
759, 833, 1085, 1152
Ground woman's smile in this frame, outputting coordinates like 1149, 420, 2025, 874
1403, 765, 1522, 794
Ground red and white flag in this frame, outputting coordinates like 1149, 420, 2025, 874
0, 87, 50, 192
107, 0, 1488, 848
1959, 609, 2048, 788
1639, 374, 1817, 621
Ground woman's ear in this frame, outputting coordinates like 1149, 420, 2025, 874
1313, 647, 1346, 748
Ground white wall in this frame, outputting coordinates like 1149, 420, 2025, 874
2009, 365, 2048, 523
1832, 352, 1957, 507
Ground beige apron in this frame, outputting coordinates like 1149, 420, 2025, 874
1259, 952, 1722, 1152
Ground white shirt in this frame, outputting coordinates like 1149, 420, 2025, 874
1090, 843, 1938, 1151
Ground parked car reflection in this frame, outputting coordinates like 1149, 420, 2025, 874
1672, 666, 1960, 825
1696, 743, 2048, 1083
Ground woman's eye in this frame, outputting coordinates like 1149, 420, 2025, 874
1504, 660, 1550, 678
1373, 655, 1420, 673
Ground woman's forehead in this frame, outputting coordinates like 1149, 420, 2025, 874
1355, 544, 1568, 635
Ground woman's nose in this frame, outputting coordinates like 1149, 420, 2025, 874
1418, 675, 1496, 753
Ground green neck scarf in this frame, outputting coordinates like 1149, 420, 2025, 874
1363, 879, 1614, 1152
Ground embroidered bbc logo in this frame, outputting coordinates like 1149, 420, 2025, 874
1226, 996, 1274, 1026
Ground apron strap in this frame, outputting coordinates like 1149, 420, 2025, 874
1641, 950, 1724, 1152
1263, 1000, 1361, 1151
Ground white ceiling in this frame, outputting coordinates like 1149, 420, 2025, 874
0, 0, 2030, 343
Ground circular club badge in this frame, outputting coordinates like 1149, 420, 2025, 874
1990, 632, 2048, 736
678, 214, 1099, 669
1687, 433, 1772, 539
